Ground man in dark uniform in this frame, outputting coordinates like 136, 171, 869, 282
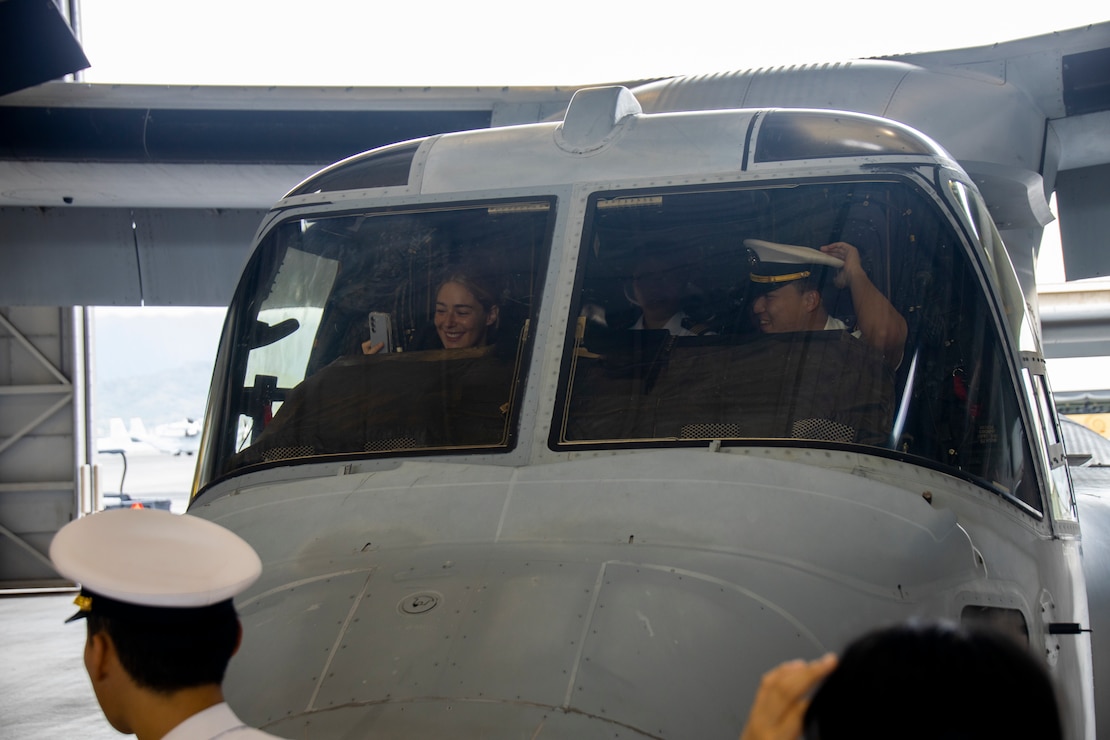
746, 238, 907, 369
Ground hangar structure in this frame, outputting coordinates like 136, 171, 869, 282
0, 79, 585, 588
1, 14, 1109, 588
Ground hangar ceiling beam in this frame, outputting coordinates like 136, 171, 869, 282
1, 207, 264, 306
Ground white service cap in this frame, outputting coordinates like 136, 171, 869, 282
745, 239, 844, 268
744, 239, 844, 292
50, 508, 261, 621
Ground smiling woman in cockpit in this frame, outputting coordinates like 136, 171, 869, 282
362, 273, 500, 355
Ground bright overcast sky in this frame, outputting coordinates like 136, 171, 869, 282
77, 1, 1107, 87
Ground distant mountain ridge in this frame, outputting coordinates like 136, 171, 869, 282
94, 361, 212, 437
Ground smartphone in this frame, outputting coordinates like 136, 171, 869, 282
368, 311, 394, 353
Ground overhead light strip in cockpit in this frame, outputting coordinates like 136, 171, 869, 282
596, 195, 664, 210
487, 202, 551, 214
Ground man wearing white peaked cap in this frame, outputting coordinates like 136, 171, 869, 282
745, 238, 907, 369
50, 508, 283, 740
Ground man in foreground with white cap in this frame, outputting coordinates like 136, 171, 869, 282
49, 508, 282, 739
745, 239, 907, 369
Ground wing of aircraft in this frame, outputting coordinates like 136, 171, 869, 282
884, 24, 1110, 284
628, 22, 1110, 294
1, 23, 1106, 315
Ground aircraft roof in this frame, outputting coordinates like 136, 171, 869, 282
0, 22, 1106, 306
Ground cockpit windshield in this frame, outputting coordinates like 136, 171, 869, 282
201, 175, 1041, 515
553, 178, 1041, 512
203, 199, 554, 478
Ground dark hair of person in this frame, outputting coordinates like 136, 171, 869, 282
87, 606, 240, 694
782, 264, 831, 297
802, 620, 1063, 740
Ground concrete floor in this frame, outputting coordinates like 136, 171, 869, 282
0, 592, 120, 739
1, 453, 197, 739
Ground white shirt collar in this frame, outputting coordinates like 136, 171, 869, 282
162, 702, 247, 740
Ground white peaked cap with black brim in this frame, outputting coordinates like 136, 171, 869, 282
745, 238, 844, 292
49, 508, 262, 623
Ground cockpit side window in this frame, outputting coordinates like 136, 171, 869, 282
553, 179, 1042, 513
202, 199, 554, 482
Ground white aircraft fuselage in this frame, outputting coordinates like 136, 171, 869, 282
188, 82, 1095, 738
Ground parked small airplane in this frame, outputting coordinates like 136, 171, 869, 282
140, 417, 202, 456
95, 417, 153, 456
96, 416, 201, 457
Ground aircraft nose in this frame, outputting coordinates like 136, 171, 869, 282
240, 554, 827, 739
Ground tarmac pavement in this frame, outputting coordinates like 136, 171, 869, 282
0, 592, 119, 739
2, 453, 198, 739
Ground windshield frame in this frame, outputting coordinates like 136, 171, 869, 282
195, 194, 559, 491
547, 169, 1047, 517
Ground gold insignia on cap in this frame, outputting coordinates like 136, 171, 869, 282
750, 270, 812, 284
73, 594, 93, 612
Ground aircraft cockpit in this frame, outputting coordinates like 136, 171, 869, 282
552, 179, 1042, 512
208, 198, 555, 470
198, 124, 1058, 521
